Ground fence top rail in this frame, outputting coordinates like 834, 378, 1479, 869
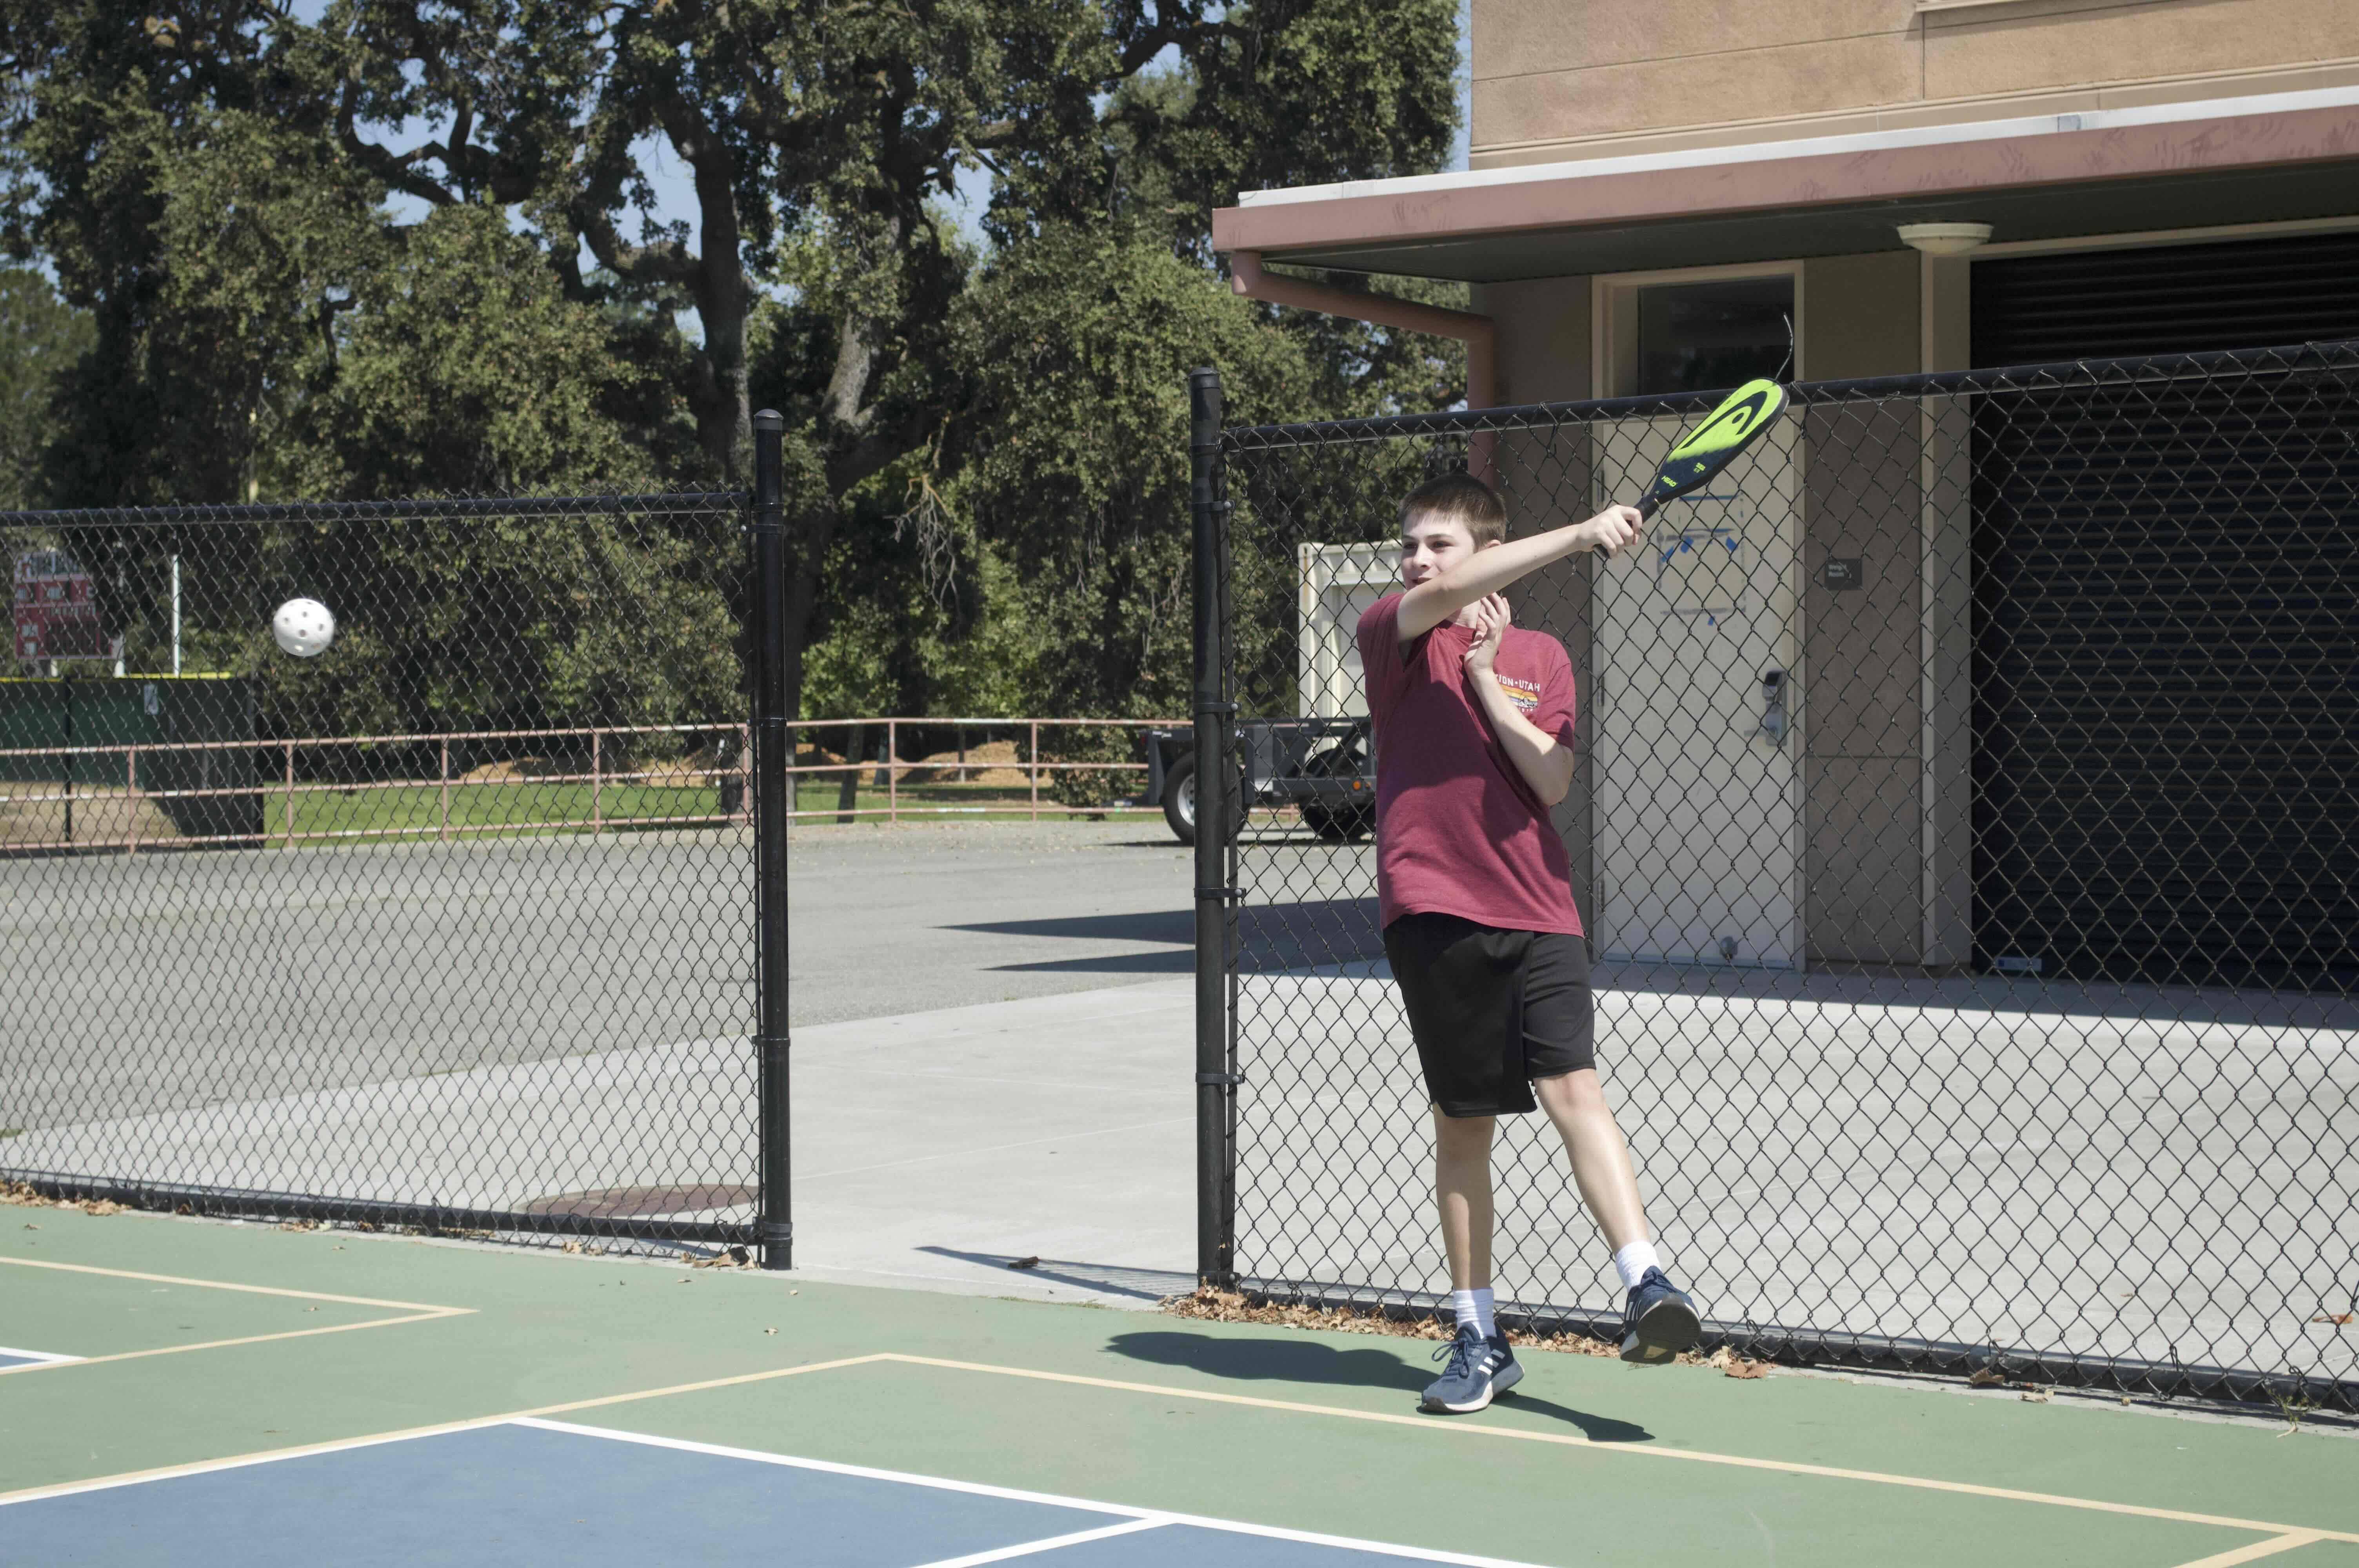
1217, 337, 2359, 450
0, 491, 745, 528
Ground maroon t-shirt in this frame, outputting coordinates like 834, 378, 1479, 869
1356, 592, 1583, 937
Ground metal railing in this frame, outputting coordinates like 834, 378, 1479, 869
0, 715, 1190, 849
783, 717, 1180, 824
0, 722, 750, 851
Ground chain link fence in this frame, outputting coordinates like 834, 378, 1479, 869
1192, 341, 2359, 1410
1, 492, 761, 1251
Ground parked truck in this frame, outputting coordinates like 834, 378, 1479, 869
1138, 540, 1393, 844
1138, 719, 1373, 844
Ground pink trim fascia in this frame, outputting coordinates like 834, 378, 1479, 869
1230, 250, 1497, 409
1212, 104, 2359, 257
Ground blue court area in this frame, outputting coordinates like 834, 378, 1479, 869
4, 1418, 1527, 1568
0, 1344, 76, 1370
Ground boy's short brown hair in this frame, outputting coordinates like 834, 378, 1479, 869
1400, 472, 1507, 547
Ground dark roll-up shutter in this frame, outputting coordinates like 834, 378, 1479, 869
1974, 230, 2359, 363
1970, 234, 2359, 985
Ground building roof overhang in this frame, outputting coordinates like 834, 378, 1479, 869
1212, 87, 2359, 282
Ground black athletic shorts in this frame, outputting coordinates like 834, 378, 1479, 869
1381, 911, 1595, 1118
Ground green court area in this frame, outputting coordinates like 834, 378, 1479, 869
5, 1206, 2355, 1568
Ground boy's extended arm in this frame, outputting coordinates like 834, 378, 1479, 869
1396, 505, 1642, 644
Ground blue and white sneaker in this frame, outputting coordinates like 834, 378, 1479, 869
1619, 1267, 1702, 1365
1421, 1323, 1522, 1413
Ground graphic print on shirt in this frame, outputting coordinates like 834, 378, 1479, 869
1492, 674, 1541, 718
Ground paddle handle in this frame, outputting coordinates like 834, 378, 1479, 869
1595, 491, 1661, 559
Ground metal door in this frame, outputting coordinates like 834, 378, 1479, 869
1591, 414, 1801, 967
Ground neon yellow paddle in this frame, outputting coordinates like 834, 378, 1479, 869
1599, 377, 1789, 554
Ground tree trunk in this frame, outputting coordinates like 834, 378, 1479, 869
681, 123, 752, 480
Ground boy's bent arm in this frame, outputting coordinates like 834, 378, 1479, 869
1472, 674, 1576, 807
1396, 505, 1641, 643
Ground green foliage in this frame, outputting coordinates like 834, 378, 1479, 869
271, 205, 674, 498
0, 0, 1467, 733
0, 267, 91, 509
26, 93, 387, 506
938, 226, 1305, 720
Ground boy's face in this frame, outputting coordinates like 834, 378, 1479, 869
1399, 510, 1493, 588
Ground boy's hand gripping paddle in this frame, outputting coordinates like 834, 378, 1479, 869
1598, 377, 1789, 555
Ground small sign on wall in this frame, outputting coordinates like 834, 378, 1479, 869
1822, 557, 1864, 591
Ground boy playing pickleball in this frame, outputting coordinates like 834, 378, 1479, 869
1356, 471, 1702, 1414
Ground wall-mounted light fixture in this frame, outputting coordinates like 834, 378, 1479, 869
1897, 222, 1994, 256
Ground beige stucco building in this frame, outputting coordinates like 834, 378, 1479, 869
1215, 2, 2359, 980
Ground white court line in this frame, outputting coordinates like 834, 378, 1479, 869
2165, 1533, 2330, 1568
0, 1345, 80, 1366
516, 1417, 1564, 1568
907, 1519, 1174, 1568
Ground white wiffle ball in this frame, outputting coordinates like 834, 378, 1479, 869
272, 597, 336, 659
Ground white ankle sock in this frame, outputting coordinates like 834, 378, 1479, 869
1612, 1241, 1662, 1292
1449, 1287, 1497, 1338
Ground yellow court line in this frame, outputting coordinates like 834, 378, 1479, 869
871, 1354, 2359, 1548
2167, 1534, 2332, 1568
0, 1311, 473, 1376
0, 1255, 469, 1312
0, 1255, 476, 1376
0, 1354, 892, 1506
7, 1343, 2354, 1559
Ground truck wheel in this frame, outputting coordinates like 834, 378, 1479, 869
1163, 755, 1198, 842
1163, 754, 1248, 844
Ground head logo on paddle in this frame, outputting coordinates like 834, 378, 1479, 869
1645, 379, 1787, 512
1594, 378, 1789, 557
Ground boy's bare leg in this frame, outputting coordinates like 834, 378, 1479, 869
1531, 1068, 1647, 1251
1432, 1108, 1496, 1290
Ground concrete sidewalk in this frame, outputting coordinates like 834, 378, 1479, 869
7, 979, 1201, 1310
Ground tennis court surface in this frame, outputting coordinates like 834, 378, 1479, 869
5, 1206, 2355, 1568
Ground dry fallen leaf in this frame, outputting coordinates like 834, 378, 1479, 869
1704, 1345, 1769, 1379
1967, 1367, 2006, 1387
2312, 1313, 2354, 1326
1008, 1256, 1041, 1270
2019, 1386, 2051, 1403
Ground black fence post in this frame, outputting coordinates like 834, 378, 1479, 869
751, 409, 794, 1270
1189, 367, 1237, 1289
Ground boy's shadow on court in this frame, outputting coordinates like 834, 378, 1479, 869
1105, 1331, 1653, 1444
